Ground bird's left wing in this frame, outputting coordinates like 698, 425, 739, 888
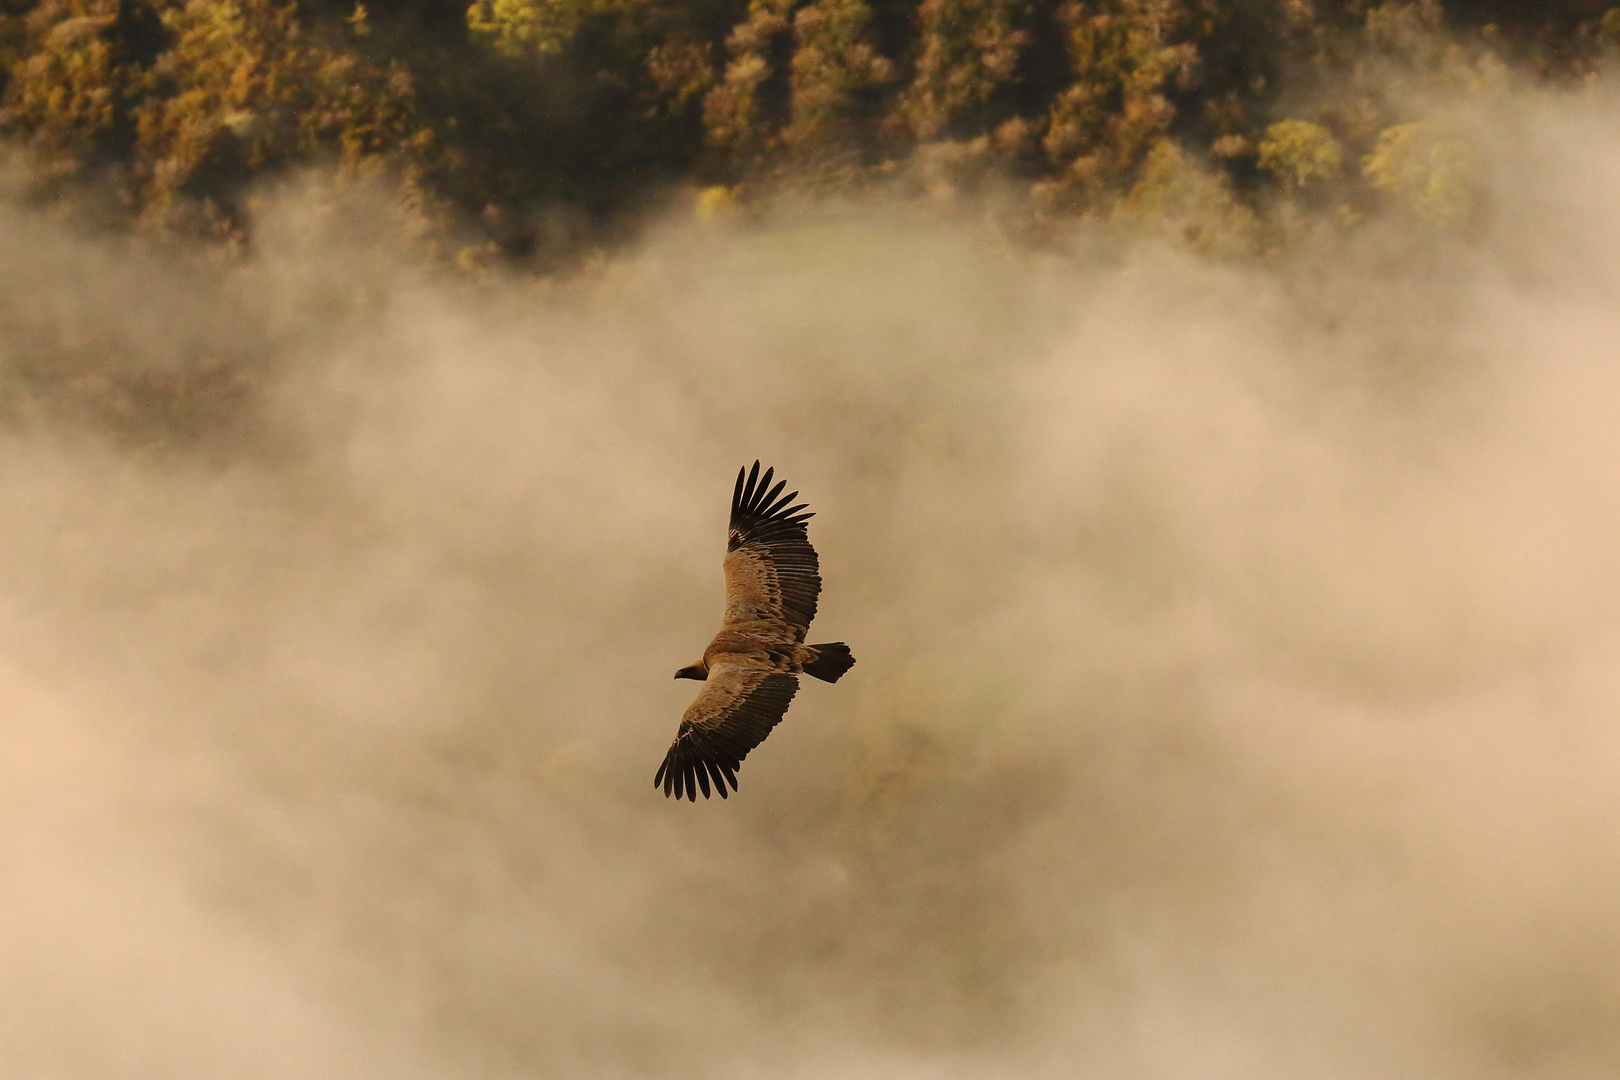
722, 462, 821, 641
655, 665, 799, 800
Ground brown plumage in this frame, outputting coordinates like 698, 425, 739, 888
656, 462, 856, 801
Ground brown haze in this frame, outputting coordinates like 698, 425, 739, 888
4, 84, 1620, 1080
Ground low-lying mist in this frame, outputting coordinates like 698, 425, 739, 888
4, 84, 1620, 1080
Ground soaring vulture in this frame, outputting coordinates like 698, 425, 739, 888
656, 462, 855, 800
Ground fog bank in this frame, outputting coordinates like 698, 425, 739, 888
3, 88, 1620, 1079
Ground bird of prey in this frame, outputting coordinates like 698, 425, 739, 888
656, 462, 855, 800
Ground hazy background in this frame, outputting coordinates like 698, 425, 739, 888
3, 83, 1620, 1079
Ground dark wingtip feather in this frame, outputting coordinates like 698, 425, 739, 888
734, 462, 760, 519
706, 760, 728, 799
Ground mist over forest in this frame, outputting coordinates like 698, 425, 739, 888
4, 2, 1620, 1079
0, 0, 1618, 259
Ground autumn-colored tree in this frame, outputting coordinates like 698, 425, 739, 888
782, 0, 892, 160
703, 0, 797, 167
898, 0, 1026, 140
1258, 119, 1344, 189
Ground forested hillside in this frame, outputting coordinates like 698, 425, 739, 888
0, 0, 1616, 262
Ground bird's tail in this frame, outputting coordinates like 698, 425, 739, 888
803, 642, 855, 683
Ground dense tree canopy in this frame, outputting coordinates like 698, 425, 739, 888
0, 0, 1616, 262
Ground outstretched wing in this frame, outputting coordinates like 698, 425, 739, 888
654, 667, 799, 800
723, 461, 820, 642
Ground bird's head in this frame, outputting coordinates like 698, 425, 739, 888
674, 662, 709, 681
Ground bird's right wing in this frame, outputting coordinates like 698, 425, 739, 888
654, 665, 799, 800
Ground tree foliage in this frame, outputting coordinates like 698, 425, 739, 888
0, 0, 1614, 260
466, 0, 581, 57
1362, 119, 1476, 227
1258, 119, 1344, 189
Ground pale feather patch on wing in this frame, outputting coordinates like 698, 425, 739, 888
653, 666, 799, 801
